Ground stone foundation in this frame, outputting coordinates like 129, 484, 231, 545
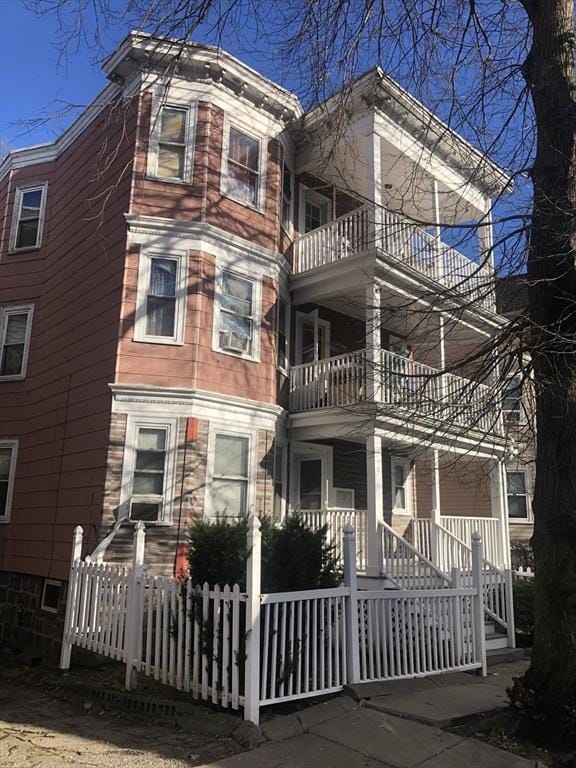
0, 571, 67, 661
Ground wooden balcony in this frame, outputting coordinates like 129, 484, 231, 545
289, 348, 500, 436
293, 204, 495, 312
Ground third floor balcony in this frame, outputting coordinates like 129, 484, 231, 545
292, 204, 496, 313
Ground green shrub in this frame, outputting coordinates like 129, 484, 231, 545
187, 514, 342, 592
513, 577, 535, 640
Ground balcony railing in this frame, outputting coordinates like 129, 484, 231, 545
289, 348, 499, 435
293, 204, 495, 311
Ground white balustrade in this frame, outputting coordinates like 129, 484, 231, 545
298, 508, 367, 572
380, 521, 450, 589
290, 347, 499, 435
440, 516, 503, 568
294, 204, 495, 310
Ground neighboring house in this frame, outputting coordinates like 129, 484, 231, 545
496, 275, 535, 559
1, 32, 517, 656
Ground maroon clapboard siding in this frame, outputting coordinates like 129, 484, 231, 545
0, 98, 138, 580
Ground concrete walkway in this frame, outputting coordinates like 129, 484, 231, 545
198, 661, 533, 768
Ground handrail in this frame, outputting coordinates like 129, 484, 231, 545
380, 520, 450, 589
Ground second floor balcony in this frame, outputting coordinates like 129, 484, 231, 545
293, 204, 496, 312
289, 347, 501, 437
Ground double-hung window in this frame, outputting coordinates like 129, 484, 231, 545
502, 375, 523, 415
149, 105, 194, 182
135, 252, 186, 344
129, 425, 170, 522
223, 126, 261, 208
0, 440, 18, 522
0, 306, 33, 379
507, 471, 530, 520
210, 434, 250, 518
11, 184, 47, 250
218, 270, 255, 355
391, 458, 411, 515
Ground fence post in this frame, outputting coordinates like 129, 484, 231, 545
244, 515, 262, 725
125, 521, 146, 691
471, 532, 487, 676
343, 524, 360, 684
504, 568, 516, 649
450, 567, 463, 666
59, 526, 84, 670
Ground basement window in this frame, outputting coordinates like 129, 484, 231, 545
41, 579, 61, 614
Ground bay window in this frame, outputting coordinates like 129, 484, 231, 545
135, 252, 186, 344
149, 104, 194, 182
218, 270, 256, 356
222, 126, 261, 208
210, 434, 250, 518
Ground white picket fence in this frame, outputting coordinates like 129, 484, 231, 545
514, 566, 534, 580
61, 518, 488, 726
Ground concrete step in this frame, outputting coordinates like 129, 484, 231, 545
486, 647, 529, 665
485, 633, 510, 651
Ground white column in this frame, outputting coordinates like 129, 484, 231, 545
366, 433, 385, 577
366, 129, 383, 246
490, 458, 511, 568
342, 525, 360, 682
431, 449, 441, 566
365, 283, 382, 402
431, 178, 443, 281
59, 525, 84, 670
478, 205, 494, 269
125, 521, 146, 691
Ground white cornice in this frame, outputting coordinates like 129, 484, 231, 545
110, 383, 285, 429
105, 32, 302, 124
124, 214, 291, 280
0, 82, 123, 183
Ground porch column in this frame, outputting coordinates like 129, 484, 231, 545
477, 204, 496, 311
431, 178, 443, 281
365, 283, 382, 402
366, 433, 385, 577
366, 129, 383, 246
490, 458, 511, 568
431, 449, 441, 566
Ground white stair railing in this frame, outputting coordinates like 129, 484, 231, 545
298, 507, 367, 572
380, 520, 450, 590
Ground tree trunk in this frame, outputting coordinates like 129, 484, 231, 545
517, 0, 576, 746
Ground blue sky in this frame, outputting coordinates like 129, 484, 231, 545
0, 1, 122, 148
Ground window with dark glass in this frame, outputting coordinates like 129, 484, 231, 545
223, 128, 260, 207
12, 186, 46, 249
0, 443, 16, 520
0, 308, 32, 378
507, 471, 528, 519
146, 258, 177, 338
502, 375, 522, 412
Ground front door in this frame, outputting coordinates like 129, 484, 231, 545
290, 443, 332, 511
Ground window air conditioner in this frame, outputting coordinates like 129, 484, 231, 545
221, 331, 250, 353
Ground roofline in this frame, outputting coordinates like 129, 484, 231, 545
302, 68, 512, 197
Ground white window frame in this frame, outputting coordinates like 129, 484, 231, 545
277, 295, 289, 374
119, 416, 178, 525
205, 427, 256, 519
333, 487, 355, 509
502, 374, 526, 422
40, 578, 62, 614
391, 456, 413, 516
9, 182, 48, 252
0, 438, 18, 523
134, 250, 187, 345
0, 305, 34, 381
298, 187, 331, 234
220, 118, 267, 211
295, 311, 331, 364
147, 101, 196, 184
212, 266, 261, 362
506, 468, 533, 523
289, 442, 333, 512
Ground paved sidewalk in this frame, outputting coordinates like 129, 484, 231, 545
198, 662, 534, 768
